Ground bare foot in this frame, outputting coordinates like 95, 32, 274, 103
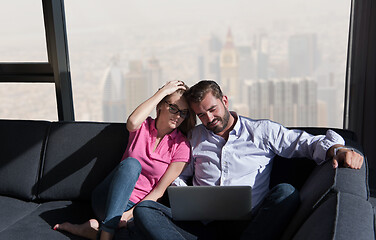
53, 219, 99, 240
118, 219, 128, 229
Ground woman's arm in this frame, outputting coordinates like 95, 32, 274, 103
120, 161, 187, 223
126, 80, 186, 132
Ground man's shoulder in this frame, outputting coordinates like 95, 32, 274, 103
238, 115, 280, 129
189, 124, 210, 145
190, 124, 207, 136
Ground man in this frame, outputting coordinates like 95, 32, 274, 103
132, 80, 363, 240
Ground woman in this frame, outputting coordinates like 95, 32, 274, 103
54, 80, 196, 240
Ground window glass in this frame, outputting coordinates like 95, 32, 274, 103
65, 0, 350, 127
0, 83, 57, 120
0, 1, 47, 62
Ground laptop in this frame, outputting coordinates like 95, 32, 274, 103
167, 185, 252, 221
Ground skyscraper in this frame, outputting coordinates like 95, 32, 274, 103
101, 59, 127, 122
125, 61, 148, 116
146, 57, 163, 97
257, 34, 270, 80
245, 79, 270, 120
288, 33, 320, 78
293, 77, 317, 126
270, 78, 294, 126
220, 28, 239, 104
198, 35, 222, 81
246, 77, 318, 126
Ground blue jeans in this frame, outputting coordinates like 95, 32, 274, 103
133, 183, 300, 240
91, 157, 142, 234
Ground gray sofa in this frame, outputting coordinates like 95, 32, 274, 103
0, 119, 374, 239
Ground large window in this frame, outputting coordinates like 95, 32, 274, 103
64, 0, 351, 127
0, 1, 47, 62
0, 1, 57, 121
1, 1, 351, 127
0, 83, 57, 120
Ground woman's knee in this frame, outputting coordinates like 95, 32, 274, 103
119, 157, 142, 175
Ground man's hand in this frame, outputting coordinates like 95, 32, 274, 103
329, 145, 364, 169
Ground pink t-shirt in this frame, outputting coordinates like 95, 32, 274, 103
122, 117, 190, 203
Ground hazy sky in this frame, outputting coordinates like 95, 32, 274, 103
0, 0, 351, 62
0, 0, 351, 33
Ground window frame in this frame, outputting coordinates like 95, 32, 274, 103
0, 0, 74, 121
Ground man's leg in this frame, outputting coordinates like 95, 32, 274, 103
134, 200, 213, 240
240, 183, 300, 240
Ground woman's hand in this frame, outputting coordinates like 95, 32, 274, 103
159, 80, 187, 96
126, 80, 187, 132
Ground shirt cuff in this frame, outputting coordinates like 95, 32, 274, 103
313, 129, 345, 165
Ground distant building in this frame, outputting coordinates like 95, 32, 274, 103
198, 35, 222, 81
293, 77, 317, 126
220, 28, 239, 104
125, 61, 148, 115
101, 59, 127, 122
238, 46, 256, 81
146, 57, 163, 97
237, 46, 257, 103
257, 34, 270, 80
245, 79, 270, 120
288, 33, 320, 78
270, 78, 294, 126
244, 77, 317, 127
317, 86, 340, 127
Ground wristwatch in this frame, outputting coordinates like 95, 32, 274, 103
334, 146, 355, 156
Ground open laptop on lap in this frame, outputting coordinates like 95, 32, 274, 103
167, 186, 252, 221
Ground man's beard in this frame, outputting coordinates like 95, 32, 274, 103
205, 109, 230, 134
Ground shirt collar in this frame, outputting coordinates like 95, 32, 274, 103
230, 111, 241, 136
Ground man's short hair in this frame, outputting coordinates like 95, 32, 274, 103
185, 80, 223, 103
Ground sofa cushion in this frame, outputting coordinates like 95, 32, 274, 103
291, 192, 374, 240
0, 200, 93, 240
37, 122, 128, 201
0, 196, 39, 232
0, 120, 49, 201
301, 158, 368, 201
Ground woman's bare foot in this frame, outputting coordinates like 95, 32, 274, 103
53, 219, 99, 240
118, 219, 128, 229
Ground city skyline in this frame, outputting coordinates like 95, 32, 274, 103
0, 1, 351, 128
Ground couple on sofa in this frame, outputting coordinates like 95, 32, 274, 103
54, 80, 363, 240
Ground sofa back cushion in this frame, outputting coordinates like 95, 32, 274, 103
0, 120, 49, 201
37, 122, 128, 201
291, 192, 374, 240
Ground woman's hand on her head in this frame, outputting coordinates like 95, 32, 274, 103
159, 80, 187, 96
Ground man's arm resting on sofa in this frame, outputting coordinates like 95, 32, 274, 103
327, 144, 364, 169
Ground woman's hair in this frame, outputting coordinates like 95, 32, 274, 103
156, 81, 196, 136
185, 80, 223, 103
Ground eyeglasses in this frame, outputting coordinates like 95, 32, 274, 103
165, 101, 189, 119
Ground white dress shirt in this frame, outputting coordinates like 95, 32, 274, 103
173, 113, 345, 208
